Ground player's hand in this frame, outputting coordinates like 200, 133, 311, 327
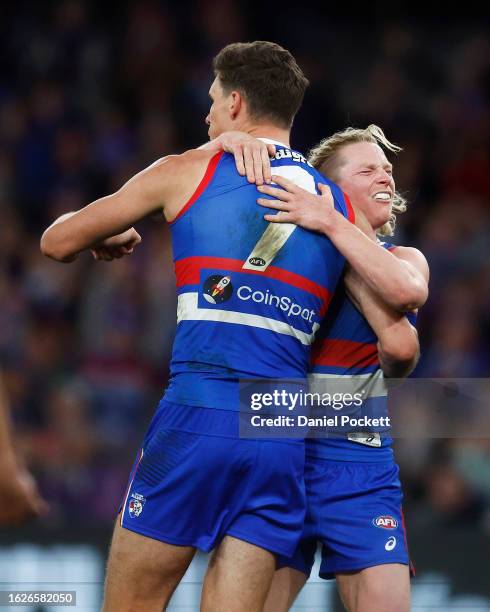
90, 228, 142, 261
217, 131, 275, 185
0, 461, 48, 525
257, 175, 336, 232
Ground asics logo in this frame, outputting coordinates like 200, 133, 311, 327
385, 536, 397, 551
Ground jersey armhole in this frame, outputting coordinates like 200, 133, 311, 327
170, 151, 224, 224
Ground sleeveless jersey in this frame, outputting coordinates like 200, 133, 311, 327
164, 143, 354, 410
307, 241, 417, 461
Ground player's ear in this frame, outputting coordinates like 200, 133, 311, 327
229, 90, 242, 120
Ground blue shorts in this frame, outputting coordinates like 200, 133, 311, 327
119, 400, 306, 557
278, 458, 413, 579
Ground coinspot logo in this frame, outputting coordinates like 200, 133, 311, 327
203, 275, 233, 304
237, 286, 316, 322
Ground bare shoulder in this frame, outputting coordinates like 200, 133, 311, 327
150, 148, 220, 222
392, 245, 429, 281
146, 148, 217, 177
134, 148, 218, 196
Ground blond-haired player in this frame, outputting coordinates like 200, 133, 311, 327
255, 125, 429, 612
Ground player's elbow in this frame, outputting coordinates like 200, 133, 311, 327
40, 229, 76, 262
40, 229, 61, 260
394, 279, 428, 312
379, 332, 420, 378
380, 327, 419, 365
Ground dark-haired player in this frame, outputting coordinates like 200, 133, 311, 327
41, 42, 353, 612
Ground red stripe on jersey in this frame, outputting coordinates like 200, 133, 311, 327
175, 255, 331, 311
311, 338, 379, 368
343, 192, 356, 223
171, 151, 224, 223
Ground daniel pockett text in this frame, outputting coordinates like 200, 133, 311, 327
249, 413, 391, 429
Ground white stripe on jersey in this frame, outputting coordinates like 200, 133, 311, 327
308, 370, 388, 398
177, 292, 318, 346
242, 165, 317, 272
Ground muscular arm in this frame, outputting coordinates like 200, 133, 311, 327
345, 269, 420, 378
319, 208, 429, 312
41, 150, 216, 262
257, 176, 429, 312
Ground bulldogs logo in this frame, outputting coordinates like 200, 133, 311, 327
128, 492, 146, 518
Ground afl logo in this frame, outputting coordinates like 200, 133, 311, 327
248, 257, 266, 267
203, 275, 233, 304
373, 515, 398, 530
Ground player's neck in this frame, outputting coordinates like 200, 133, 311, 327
247, 125, 290, 148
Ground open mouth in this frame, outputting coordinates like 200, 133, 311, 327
372, 191, 392, 202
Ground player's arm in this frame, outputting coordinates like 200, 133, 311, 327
0, 374, 47, 524
0, 376, 18, 474
345, 269, 420, 378
257, 175, 429, 312
40, 150, 214, 262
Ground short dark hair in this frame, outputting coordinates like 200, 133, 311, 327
213, 41, 309, 129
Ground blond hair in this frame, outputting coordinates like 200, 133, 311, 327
308, 124, 407, 236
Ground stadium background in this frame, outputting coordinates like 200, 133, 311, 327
0, 2, 489, 610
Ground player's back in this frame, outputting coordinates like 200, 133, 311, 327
165, 142, 353, 410
119, 145, 353, 559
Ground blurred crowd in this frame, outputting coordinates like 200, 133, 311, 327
0, 2, 489, 532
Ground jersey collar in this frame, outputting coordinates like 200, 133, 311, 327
258, 137, 290, 149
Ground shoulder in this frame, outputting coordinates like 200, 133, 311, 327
141, 149, 221, 199
150, 149, 223, 222
391, 245, 429, 281
147, 148, 220, 177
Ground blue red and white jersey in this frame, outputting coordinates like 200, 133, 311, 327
164, 142, 354, 410
307, 241, 417, 461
